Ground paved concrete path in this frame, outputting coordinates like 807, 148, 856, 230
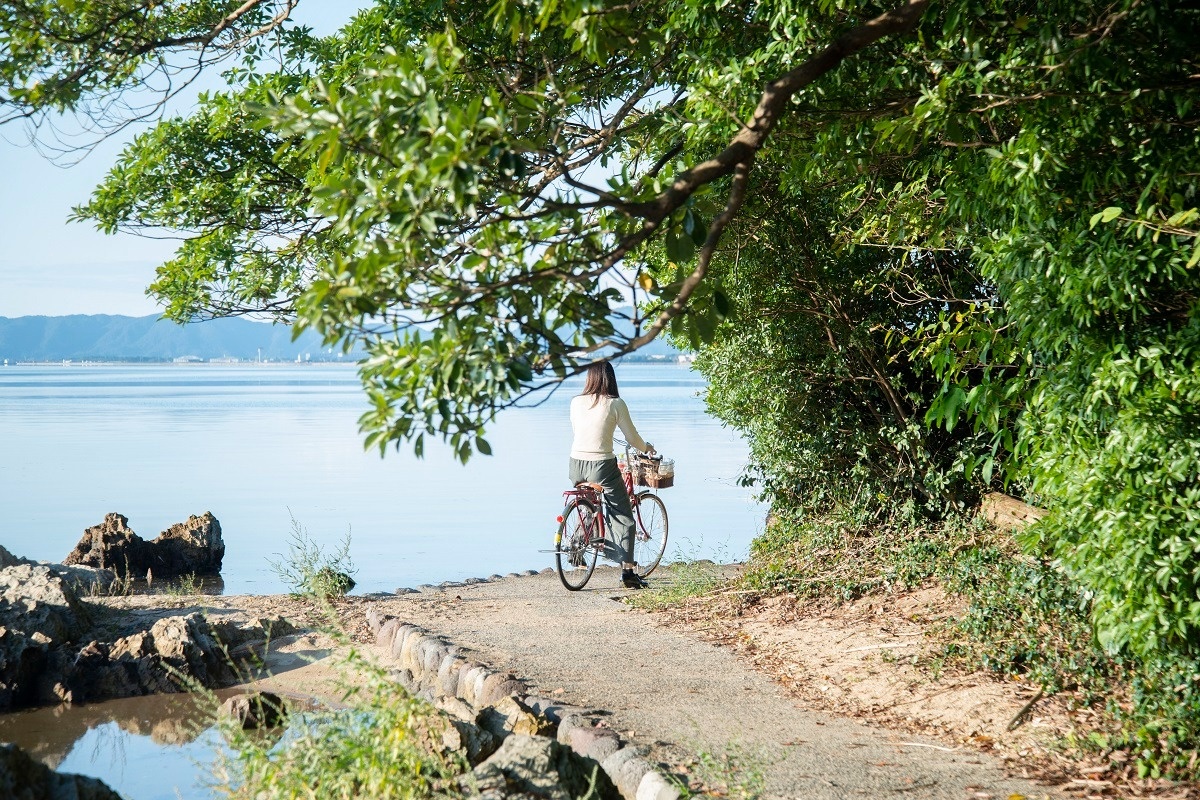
367, 568, 1053, 799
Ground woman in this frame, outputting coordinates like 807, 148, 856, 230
569, 361, 656, 589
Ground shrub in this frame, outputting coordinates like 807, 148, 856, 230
210, 650, 465, 799
268, 516, 358, 598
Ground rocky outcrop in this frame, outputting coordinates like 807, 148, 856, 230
0, 566, 90, 710
0, 565, 89, 642
0, 742, 123, 800
0, 545, 25, 569
0, 544, 115, 593
58, 613, 235, 704
0, 562, 283, 712
44, 564, 117, 594
151, 513, 225, 577
64, 512, 224, 578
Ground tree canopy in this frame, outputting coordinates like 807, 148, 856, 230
0, 0, 300, 146
5, 0, 1198, 664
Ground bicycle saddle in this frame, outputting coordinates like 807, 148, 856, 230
574, 481, 606, 494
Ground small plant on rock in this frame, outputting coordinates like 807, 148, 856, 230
268, 516, 358, 599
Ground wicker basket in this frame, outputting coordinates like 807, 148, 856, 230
623, 456, 674, 489
640, 472, 674, 489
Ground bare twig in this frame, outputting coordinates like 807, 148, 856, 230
1006, 684, 1045, 731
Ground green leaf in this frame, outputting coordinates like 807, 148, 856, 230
665, 229, 695, 263
688, 212, 708, 246
508, 357, 533, 382
713, 289, 732, 320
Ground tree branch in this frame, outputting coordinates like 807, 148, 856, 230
624, 0, 930, 224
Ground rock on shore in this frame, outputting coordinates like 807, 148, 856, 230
64, 512, 224, 579
469, 735, 620, 800
0, 545, 23, 569
0, 565, 91, 710
0, 559, 280, 712
0, 544, 116, 593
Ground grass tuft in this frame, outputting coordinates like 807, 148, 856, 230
268, 515, 358, 598
205, 647, 467, 799
625, 559, 729, 611
681, 742, 774, 799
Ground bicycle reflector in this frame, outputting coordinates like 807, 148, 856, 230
555, 515, 564, 523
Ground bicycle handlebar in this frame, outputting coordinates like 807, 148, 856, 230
614, 438, 661, 460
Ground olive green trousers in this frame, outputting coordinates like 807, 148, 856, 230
568, 456, 635, 565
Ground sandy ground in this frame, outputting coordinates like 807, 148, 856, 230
664, 585, 1065, 752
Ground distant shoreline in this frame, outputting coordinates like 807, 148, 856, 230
2, 354, 695, 367
3, 359, 359, 367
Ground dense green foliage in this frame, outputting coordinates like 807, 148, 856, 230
75, 0, 937, 462
690, 180, 995, 514
0, 0, 301, 136
670, 0, 1200, 663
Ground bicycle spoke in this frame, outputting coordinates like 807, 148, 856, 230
633, 492, 668, 577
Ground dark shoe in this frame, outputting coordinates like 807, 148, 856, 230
568, 549, 585, 568
621, 570, 648, 589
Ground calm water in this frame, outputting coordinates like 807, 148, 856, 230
0, 362, 761, 593
0, 693, 227, 800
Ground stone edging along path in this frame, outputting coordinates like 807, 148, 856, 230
366, 602, 684, 800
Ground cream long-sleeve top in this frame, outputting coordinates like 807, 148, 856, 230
569, 394, 650, 460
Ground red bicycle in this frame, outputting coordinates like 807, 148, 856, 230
553, 439, 669, 591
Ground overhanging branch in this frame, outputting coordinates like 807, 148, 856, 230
598, 0, 930, 355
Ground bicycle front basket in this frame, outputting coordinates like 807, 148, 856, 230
634, 455, 674, 488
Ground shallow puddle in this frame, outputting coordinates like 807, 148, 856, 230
0, 691, 235, 799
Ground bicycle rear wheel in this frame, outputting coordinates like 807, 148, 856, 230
633, 492, 668, 577
555, 498, 600, 591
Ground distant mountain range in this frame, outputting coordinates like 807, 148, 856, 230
0, 314, 350, 363
0, 313, 682, 363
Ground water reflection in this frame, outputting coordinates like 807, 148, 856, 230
132, 575, 226, 597
0, 693, 227, 800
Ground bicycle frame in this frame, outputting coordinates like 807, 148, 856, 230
559, 483, 606, 553
557, 440, 656, 554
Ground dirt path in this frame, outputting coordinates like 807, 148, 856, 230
358, 567, 1055, 799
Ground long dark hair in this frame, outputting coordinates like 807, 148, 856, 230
581, 362, 619, 406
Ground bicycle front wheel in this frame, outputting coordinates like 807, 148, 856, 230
633, 492, 668, 577
555, 498, 600, 591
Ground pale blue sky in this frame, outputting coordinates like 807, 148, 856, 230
0, 2, 373, 317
